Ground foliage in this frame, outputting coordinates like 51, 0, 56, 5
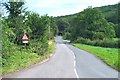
49, 17, 58, 38
72, 43, 119, 71
2, 21, 12, 55
57, 3, 119, 39
74, 37, 119, 48
2, 16, 56, 74
95, 3, 119, 24
2, 1, 30, 44
2, 40, 55, 75
63, 32, 71, 40
70, 8, 115, 41
25, 13, 57, 54
114, 23, 120, 38
2, 1, 57, 75
2, 1, 26, 18
56, 18, 70, 32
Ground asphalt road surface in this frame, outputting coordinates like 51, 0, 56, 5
3, 36, 118, 78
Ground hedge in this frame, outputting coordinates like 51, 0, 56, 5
74, 37, 119, 48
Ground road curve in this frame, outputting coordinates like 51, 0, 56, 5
3, 36, 77, 78
3, 36, 118, 78
66, 41, 118, 78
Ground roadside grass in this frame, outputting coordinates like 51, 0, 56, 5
72, 43, 119, 71
48, 40, 56, 53
2, 40, 55, 75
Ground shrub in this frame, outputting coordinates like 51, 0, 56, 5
76, 37, 88, 44
63, 32, 71, 40
92, 32, 105, 40
96, 39, 118, 48
75, 37, 119, 48
87, 40, 96, 46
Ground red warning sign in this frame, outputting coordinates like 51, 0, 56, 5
22, 33, 29, 40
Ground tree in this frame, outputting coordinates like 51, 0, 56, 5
70, 8, 115, 41
49, 17, 58, 39
2, 1, 26, 18
2, 1, 31, 44
114, 23, 120, 38
57, 18, 70, 32
70, 13, 85, 41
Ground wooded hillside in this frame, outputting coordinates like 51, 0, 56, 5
56, 3, 120, 48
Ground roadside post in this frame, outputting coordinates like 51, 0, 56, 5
22, 33, 29, 48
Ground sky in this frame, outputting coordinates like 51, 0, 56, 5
3, 0, 120, 17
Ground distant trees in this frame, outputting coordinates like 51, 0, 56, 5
57, 18, 70, 32
67, 8, 115, 41
49, 17, 58, 38
56, 18, 71, 39
56, 3, 119, 41
97, 3, 119, 24
55, 7, 118, 48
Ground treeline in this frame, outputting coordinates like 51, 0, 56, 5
2, 1, 58, 73
56, 3, 120, 48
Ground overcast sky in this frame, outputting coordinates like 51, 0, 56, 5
7, 0, 120, 17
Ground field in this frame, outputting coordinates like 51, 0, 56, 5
72, 43, 119, 71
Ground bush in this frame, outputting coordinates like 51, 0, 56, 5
63, 32, 71, 40
94, 39, 118, 48
75, 37, 89, 44
28, 39, 48, 55
75, 38, 119, 48
92, 32, 105, 40
87, 40, 96, 46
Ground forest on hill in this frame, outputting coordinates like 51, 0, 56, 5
56, 3, 120, 48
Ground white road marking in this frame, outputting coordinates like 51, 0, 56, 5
72, 52, 79, 78
66, 45, 79, 78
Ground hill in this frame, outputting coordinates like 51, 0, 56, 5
57, 3, 119, 24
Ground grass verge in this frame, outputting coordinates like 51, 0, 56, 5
2, 40, 55, 75
72, 43, 119, 71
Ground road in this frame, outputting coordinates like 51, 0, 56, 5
66, 43, 118, 78
3, 36, 118, 78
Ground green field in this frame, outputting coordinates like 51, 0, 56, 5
72, 43, 119, 71
2, 40, 55, 75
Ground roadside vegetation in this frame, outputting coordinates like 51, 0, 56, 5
73, 37, 120, 48
2, 1, 57, 75
2, 40, 55, 75
72, 43, 119, 71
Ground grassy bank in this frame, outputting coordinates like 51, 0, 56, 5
72, 43, 119, 71
2, 40, 55, 75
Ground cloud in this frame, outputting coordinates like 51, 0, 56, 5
26, 0, 83, 9
48, 4, 87, 16
25, 0, 119, 16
